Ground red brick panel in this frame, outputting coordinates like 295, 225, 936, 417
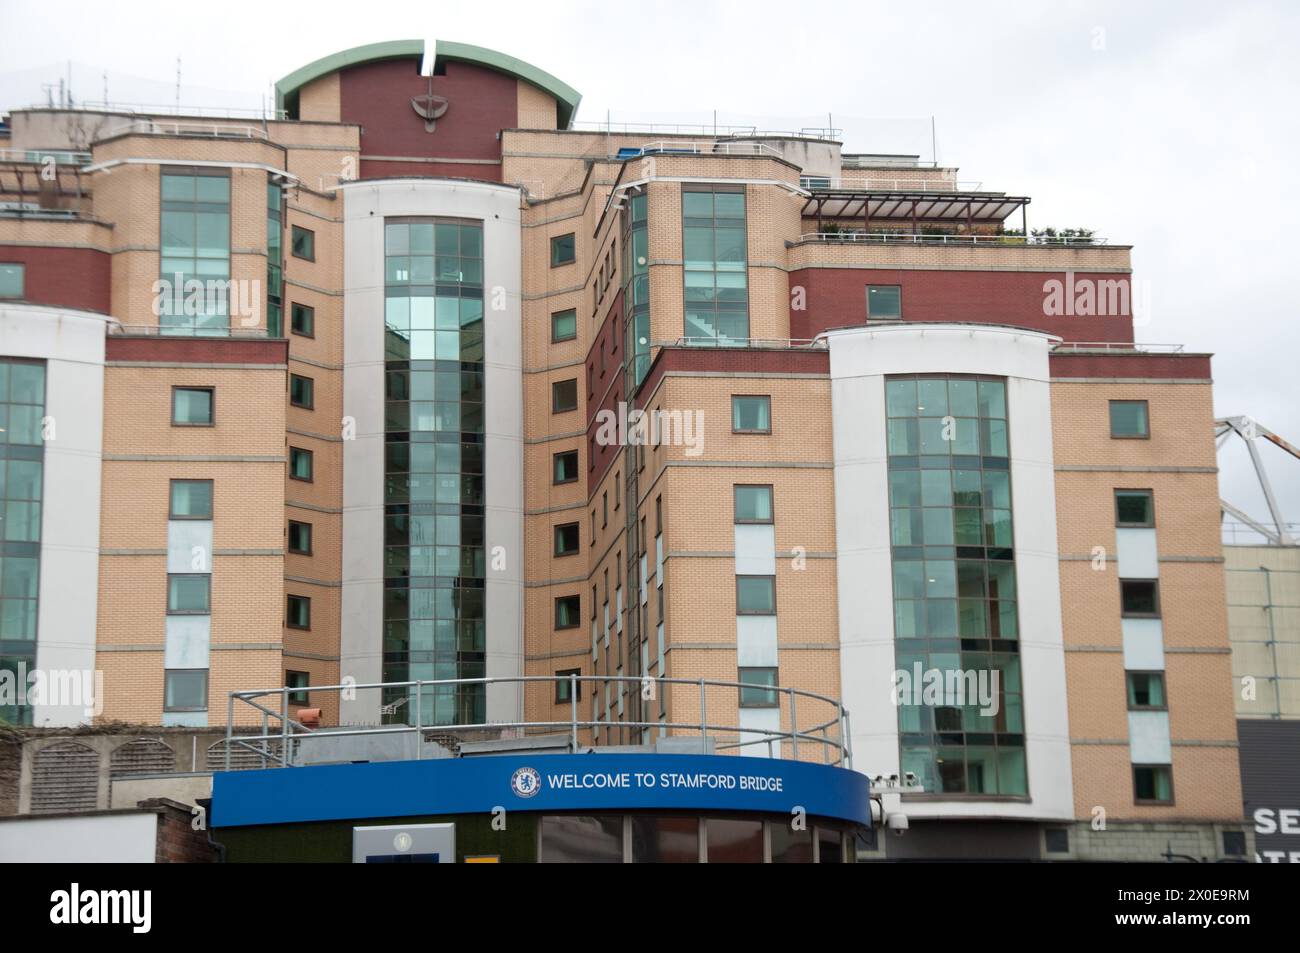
1049, 351, 1212, 379
0, 245, 110, 313
106, 335, 289, 365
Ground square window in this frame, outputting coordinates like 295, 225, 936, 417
1126, 671, 1166, 710
551, 308, 577, 343
1120, 579, 1160, 617
289, 447, 313, 482
0, 263, 25, 299
738, 667, 778, 707
734, 485, 773, 524
550, 233, 576, 267
1223, 830, 1246, 856
552, 378, 578, 413
867, 285, 901, 319
1115, 489, 1154, 527
290, 374, 314, 409
171, 387, 213, 425
169, 479, 212, 519
553, 450, 578, 484
736, 575, 776, 615
167, 574, 210, 614
291, 225, 315, 261
287, 594, 311, 629
555, 594, 581, 629
287, 670, 309, 705
288, 520, 312, 555
291, 303, 315, 337
164, 669, 208, 712
554, 522, 580, 557
556, 668, 581, 703
732, 395, 771, 433
1044, 828, 1069, 854
1110, 400, 1149, 438
1133, 764, 1173, 804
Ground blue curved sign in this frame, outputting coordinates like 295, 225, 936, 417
211, 753, 872, 828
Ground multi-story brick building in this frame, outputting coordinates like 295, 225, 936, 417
0, 39, 1249, 860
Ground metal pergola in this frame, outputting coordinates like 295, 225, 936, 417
801, 189, 1030, 234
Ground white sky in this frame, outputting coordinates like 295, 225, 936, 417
2, 0, 1297, 534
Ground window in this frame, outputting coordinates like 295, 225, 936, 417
554, 522, 580, 557
732, 395, 771, 434
160, 169, 230, 336
1110, 400, 1149, 438
291, 302, 315, 337
1133, 764, 1173, 804
734, 485, 773, 524
738, 667, 778, 707
602, 491, 608, 527
266, 180, 283, 337
551, 308, 577, 342
553, 450, 578, 484
1120, 579, 1160, 617
288, 520, 312, 555
1126, 671, 1167, 710
0, 263, 24, 299
555, 668, 581, 703
550, 233, 575, 266
866, 285, 902, 320
1223, 830, 1247, 856
287, 594, 311, 629
1115, 489, 1154, 527
736, 575, 776, 615
167, 574, 210, 615
555, 595, 581, 629
163, 670, 208, 712
291, 225, 315, 261
171, 387, 213, 426
287, 670, 309, 705
1044, 828, 1070, 854
170, 479, 213, 519
289, 447, 313, 482
289, 374, 314, 409
683, 186, 748, 345
552, 378, 578, 413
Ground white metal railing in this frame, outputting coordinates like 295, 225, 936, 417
574, 121, 842, 140
0, 148, 93, 166
797, 231, 1108, 247
0, 203, 86, 220
801, 176, 980, 192
637, 140, 785, 159
23, 100, 286, 121
102, 118, 268, 140
109, 324, 271, 338
1052, 341, 1184, 352
222, 674, 853, 770
665, 336, 827, 350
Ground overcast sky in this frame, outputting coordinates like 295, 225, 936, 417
2, 0, 1296, 535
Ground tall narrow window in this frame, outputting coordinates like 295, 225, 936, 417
683, 186, 748, 346
160, 169, 230, 336
266, 180, 283, 336
623, 190, 651, 390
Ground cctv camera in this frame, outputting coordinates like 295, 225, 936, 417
886, 813, 909, 836
904, 771, 917, 785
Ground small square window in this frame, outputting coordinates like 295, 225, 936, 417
553, 450, 578, 485
1133, 764, 1173, 804
732, 395, 771, 433
551, 308, 577, 343
1222, 830, 1246, 856
164, 669, 208, 712
734, 485, 773, 524
554, 522, 580, 557
291, 303, 315, 337
552, 378, 578, 413
287, 670, 309, 705
556, 668, 581, 703
738, 667, 778, 707
0, 263, 26, 299
170, 479, 213, 519
1110, 400, 1149, 438
736, 575, 776, 615
289, 447, 313, 482
1126, 671, 1167, 710
290, 374, 314, 409
867, 285, 901, 320
1044, 828, 1069, 854
1115, 489, 1154, 527
555, 595, 581, 629
288, 520, 312, 555
287, 594, 311, 629
550, 233, 576, 267
291, 225, 315, 261
1121, 579, 1160, 617
167, 574, 210, 614
172, 387, 213, 426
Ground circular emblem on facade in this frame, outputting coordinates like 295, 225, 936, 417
393, 831, 412, 852
510, 766, 542, 799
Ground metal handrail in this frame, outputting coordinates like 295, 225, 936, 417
573, 121, 842, 140
0, 148, 93, 165
801, 176, 976, 191
665, 336, 828, 350
109, 324, 271, 338
102, 119, 268, 140
796, 231, 1109, 247
638, 140, 785, 159
223, 674, 853, 771
1052, 341, 1184, 353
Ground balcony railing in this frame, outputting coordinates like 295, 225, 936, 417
573, 120, 842, 140
796, 231, 1109, 247
664, 336, 827, 350
801, 176, 979, 191
635, 140, 785, 159
221, 674, 853, 771
109, 323, 272, 338
1052, 341, 1184, 352
0, 148, 93, 166
101, 118, 269, 140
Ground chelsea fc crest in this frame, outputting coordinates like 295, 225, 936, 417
511, 766, 542, 799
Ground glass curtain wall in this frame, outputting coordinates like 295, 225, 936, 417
159, 169, 231, 336
682, 185, 748, 346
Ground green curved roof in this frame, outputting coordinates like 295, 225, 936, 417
275, 39, 581, 128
